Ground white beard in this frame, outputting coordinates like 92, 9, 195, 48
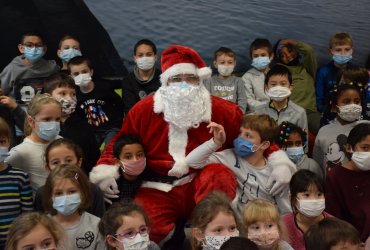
155, 83, 211, 130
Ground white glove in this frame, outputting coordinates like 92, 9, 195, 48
168, 160, 189, 178
98, 177, 119, 204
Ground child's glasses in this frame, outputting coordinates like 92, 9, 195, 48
114, 226, 150, 239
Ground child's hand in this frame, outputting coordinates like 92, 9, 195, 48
207, 122, 226, 146
0, 96, 17, 110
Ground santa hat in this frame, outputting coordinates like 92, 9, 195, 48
160, 45, 212, 85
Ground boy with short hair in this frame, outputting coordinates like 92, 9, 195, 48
186, 114, 295, 215
44, 72, 100, 174
203, 47, 247, 112
242, 38, 273, 111
316, 33, 354, 115
255, 64, 308, 132
0, 117, 33, 249
68, 56, 123, 147
0, 31, 59, 104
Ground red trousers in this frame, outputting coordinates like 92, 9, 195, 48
135, 164, 237, 243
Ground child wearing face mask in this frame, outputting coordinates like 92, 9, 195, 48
34, 138, 105, 217
283, 169, 331, 250
186, 114, 295, 216
90, 134, 146, 206
312, 82, 369, 173
68, 56, 123, 148
242, 38, 273, 112
6, 94, 62, 192
44, 73, 100, 174
278, 122, 322, 179
99, 201, 160, 250
0, 117, 33, 249
244, 199, 293, 250
203, 47, 247, 113
190, 192, 241, 250
273, 39, 320, 135
325, 123, 370, 241
255, 64, 308, 132
43, 164, 105, 249
122, 39, 161, 116
57, 35, 82, 73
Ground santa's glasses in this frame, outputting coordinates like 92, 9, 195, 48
168, 74, 199, 84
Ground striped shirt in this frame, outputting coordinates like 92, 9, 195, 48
0, 165, 33, 247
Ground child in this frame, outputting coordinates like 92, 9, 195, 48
57, 35, 82, 72
283, 169, 331, 250
122, 39, 161, 116
190, 192, 241, 250
0, 117, 33, 249
186, 114, 294, 215
316, 33, 354, 115
43, 164, 105, 249
313, 82, 367, 172
243, 199, 293, 250
44, 72, 100, 174
242, 38, 273, 112
98, 201, 160, 250
68, 56, 123, 147
304, 218, 363, 250
5, 212, 65, 250
255, 64, 308, 132
325, 123, 370, 240
89, 134, 146, 205
203, 47, 247, 112
6, 93, 62, 192
274, 39, 320, 135
34, 138, 105, 217
220, 237, 258, 250
0, 31, 59, 105
278, 122, 322, 178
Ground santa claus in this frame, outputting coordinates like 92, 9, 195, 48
90, 45, 294, 245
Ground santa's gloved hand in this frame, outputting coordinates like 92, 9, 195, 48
168, 160, 189, 178
98, 177, 119, 204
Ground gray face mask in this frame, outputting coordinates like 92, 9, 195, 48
0, 147, 9, 163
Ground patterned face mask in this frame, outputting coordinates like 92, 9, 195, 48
202, 230, 239, 250
57, 97, 77, 115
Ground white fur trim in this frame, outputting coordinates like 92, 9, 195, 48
160, 63, 197, 85
197, 67, 212, 80
267, 150, 297, 173
141, 181, 174, 192
89, 164, 120, 184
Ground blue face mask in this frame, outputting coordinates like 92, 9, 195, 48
251, 56, 270, 70
332, 54, 352, 65
24, 47, 45, 62
36, 121, 60, 141
53, 193, 81, 216
169, 81, 193, 90
286, 146, 304, 164
60, 48, 82, 63
233, 136, 259, 158
0, 147, 9, 163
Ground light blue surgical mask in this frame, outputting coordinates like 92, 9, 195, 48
36, 121, 60, 141
53, 193, 81, 216
251, 56, 270, 70
24, 46, 45, 62
0, 147, 9, 163
332, 54, 352, 65
233, 137, 261, 158
60, 48, 82, 63
169, 81, 192, 90
286, 146, 304, 164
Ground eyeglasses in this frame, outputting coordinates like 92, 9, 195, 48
114, 226, 150, 239
168, 74, 199, 84
23, 42, 44, 48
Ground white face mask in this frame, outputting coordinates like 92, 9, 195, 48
115, 234, 150, 250
217, 65, 234, 76
136, 56, 155, 70
337, 104, 362, 122
248, 228, 280, 250
73, 73, 92, 87
267, 86, 291, 101
203, 230, 239, 250
351, 151, 370, 171
298, 199, 325, 217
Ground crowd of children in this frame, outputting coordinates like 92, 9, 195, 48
0, 29, 369, 250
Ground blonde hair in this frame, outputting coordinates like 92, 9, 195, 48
329, 32, 353, 48
24, 94, 61, 136
5, 212, 64, 250
241, 114, 279, 143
